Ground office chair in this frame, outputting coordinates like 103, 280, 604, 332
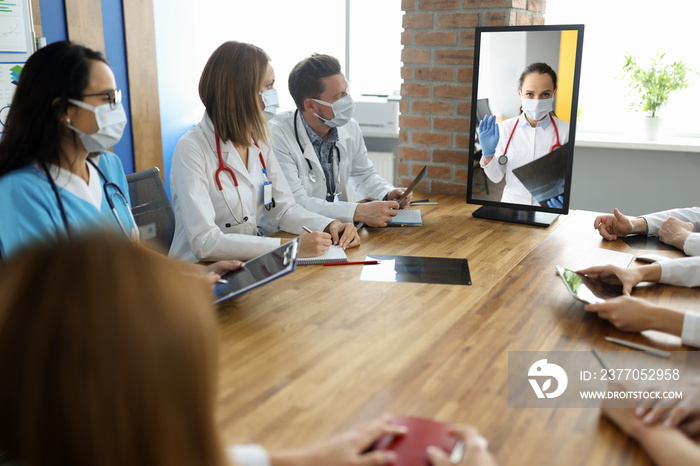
126, 167, 176, 252
472, 98, 492, 195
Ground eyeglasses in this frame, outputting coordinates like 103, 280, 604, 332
81, 89, 122, 109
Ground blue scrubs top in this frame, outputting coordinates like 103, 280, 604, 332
0, 152, 133, 259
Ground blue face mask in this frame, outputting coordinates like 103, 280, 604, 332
313, 94, 355, 128
259, 89, 279, 121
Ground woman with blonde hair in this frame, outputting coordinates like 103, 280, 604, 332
169, 41, 359, 262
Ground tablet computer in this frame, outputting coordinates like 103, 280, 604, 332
555, 265, 622, 305
213, 238, 299, 304
397, 164, 427, 204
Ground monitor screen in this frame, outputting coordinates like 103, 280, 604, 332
467, 25, 584, 227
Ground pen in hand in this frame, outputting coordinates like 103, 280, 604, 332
302, 226, 313, 234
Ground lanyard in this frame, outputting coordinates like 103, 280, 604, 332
499, 114, 560, 166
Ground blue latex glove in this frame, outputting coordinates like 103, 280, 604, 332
478, 114, 499, 157
547, 195, 564, 209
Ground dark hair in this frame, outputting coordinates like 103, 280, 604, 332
518, 62, 557, 90
199, 41, 270, 147
288, 54, 342, 112
0, 41, 107, 177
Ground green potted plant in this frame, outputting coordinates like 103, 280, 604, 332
621, 51, 695, 140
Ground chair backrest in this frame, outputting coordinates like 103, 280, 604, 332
125, 167, 175, 252
475, 98, 492, 122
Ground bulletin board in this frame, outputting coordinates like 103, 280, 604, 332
0, 0, 36, 133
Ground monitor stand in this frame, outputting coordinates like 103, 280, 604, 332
472, 205, 559, 227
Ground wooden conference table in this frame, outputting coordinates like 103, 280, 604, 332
215, 192, 697, 466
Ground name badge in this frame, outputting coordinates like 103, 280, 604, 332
263, 180, 273, 207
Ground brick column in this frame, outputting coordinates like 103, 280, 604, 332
399, 0, 546, 195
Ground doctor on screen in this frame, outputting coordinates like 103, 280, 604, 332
478, 62, 569, 207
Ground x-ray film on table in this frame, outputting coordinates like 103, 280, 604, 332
360, 255, 471, 285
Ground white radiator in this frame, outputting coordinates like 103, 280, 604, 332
345, 151, 396, 202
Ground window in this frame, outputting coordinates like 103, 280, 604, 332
188, 0, 401, 112
546, 0, 700, 137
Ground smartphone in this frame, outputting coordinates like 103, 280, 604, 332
555, 265, 622, 305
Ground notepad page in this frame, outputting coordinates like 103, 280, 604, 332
571, 248, 634, 270
297, 245, 348, 265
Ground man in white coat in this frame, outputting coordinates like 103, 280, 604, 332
268, 54, 411, 229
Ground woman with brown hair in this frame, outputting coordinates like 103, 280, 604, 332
0, 231, 405, 465
169, 41, 359, 263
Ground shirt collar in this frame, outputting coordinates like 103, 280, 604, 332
518, 112, 552, 130
300, 113, 339, 146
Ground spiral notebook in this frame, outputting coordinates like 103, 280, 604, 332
297, 245, 348, 265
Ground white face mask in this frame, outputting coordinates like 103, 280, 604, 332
520, 97, 553, 121
66, 99, 127, 152
259, 89, 279, 121
313, 94, 355, 128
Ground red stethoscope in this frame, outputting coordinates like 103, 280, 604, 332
214, 129, 275, 225
498, 114, 561, 165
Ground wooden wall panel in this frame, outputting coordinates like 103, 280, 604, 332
122, 0, 164, 175
64, 0, 105, 53
30, 0, 41, 37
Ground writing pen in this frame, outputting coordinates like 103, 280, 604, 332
302, 225, 313, 233
604, 336, 670, 359
410, 198, 430, 204
323, 260, 379, 266
591, 348, 609, 371
410, 202, 438, 205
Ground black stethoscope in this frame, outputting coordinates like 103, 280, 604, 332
498, 114, 561, 166
214, 129, 275, 225
293, 109, 341, 199
42, 157, 139, 241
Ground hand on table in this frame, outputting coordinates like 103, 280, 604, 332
658, 217, 694, 251
271, 416, 408, 466
584, 295, 661, 332
427, 425, 497, 466
593, 208, 643, 241
326, 221, 361, 249
577, 264, 654, 295
298, 230, 332, 257
635, 376, 700, 436
355, 201, 399, 227
205, 260, 244, 289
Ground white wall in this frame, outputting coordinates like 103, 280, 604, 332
477, 30, 562, 119
570, 146, 699, 215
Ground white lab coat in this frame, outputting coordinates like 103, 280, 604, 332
169, 113, 333, 262
480, 113, 569, 206
268, 110, 394, 225
635, 207, 700, 347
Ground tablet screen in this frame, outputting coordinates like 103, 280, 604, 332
213, 239, 298, 304
555, 265, 622, 305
